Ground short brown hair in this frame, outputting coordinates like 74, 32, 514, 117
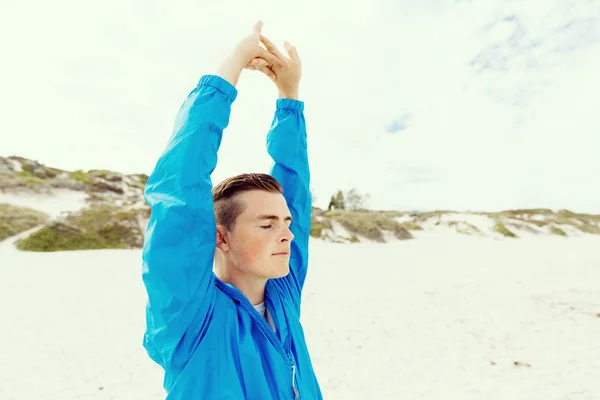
212, 173, 283, 230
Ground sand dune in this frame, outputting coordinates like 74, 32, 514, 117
1, 234, 599, 399
0, 189, 89, 220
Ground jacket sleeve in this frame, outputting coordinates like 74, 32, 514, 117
266, 98, 312, 309
141, 74, 237, 370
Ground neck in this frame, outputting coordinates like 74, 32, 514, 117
214, 260, 268, 305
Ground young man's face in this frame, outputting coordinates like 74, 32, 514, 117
220, 189, 294, 280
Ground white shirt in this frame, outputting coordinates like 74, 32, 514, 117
253, 302, 277, 333
224, 283, 278, 333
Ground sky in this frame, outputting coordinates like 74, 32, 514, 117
1, 0, 599, 212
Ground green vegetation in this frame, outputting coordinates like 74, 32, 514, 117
15, 205, 145, 252
481, 208, 600, 237
508, 223, 539, 234
308, 209, 413, 242
69, 170, 92, 185
421, 210, 453, 218
5, 157, 600, 250
493, 223, 517, 238
0, 204, 49, 241
324, 210, 412, 242
550, 226, 567, 236
137, 174, 149, 185
18, 172, 47, 187
310, 217, 332, 238
400, 221, 423, 231
130, 174, 149, 190
519, 219, 546, 227
444, 220, 481, 235
6, 157, 142, 193
578, 224, 600, 234
456, 223, 481, 236
307, 203, 600, 242
499, 208, 554, 217
19, 160, 64, 179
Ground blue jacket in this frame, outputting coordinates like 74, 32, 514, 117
141, 74, 322, 399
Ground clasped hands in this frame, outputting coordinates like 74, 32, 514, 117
221, 20, 301, 100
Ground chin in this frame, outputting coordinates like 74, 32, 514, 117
269, 262, 290, 279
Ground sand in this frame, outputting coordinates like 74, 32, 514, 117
1, 233, 600, 399
0, 190, 89, 219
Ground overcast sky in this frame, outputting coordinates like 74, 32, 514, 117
1, 0, 599, 212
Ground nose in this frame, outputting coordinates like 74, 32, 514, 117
279, 225, 294, 243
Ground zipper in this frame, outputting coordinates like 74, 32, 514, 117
292, 364, 299, 399
215, 280, 301, 398
267, 283, 301, 399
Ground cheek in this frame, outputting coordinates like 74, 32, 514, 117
234, 230, 273, 265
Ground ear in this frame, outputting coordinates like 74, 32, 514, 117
216, 225, 230, 252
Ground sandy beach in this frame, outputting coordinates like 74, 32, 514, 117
1, 233, 599, 399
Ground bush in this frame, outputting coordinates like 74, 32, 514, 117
401, 221, 423, 231
15, 205, 145, 252
578, 223, 600, 234
345, 189, 370, 211
550, 226, 567, 236
327, 189, 370, 211
310, 218, 332, 238
69, 170, 92, 185
0, 204, 49, 241
493, 223, 517, 238
329, 210, 412, 242
456, 222, 480, 235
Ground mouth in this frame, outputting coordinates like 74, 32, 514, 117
272, 251, 290, 256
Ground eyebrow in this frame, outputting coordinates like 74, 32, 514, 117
257, 214, 293, 222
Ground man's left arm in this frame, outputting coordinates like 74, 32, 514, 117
266, 97, 311, 300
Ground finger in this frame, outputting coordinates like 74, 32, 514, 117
284, 41, 300, 63
253, 58, 270, 68
260, 35, 289, 67
256, 65, 277, 81
259, 48, 287, 70
244, 58, 258, 70
247, 57, 268, 68
253, 20, 263, 35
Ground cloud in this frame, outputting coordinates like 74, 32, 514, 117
386, 114, 412, 134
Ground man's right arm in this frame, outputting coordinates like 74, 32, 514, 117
141, 74, 237, 370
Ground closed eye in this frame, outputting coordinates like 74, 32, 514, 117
260, 225, 272, 229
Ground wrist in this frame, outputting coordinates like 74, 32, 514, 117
278, 88, 299, 100
216, 55, 246, 87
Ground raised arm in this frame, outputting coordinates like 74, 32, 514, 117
267, 99, 311, 299
141, 74, 236, 370
141, 21, 285, 370
247, 36, 311, 302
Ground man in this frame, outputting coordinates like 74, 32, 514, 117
141, 21, 322, 399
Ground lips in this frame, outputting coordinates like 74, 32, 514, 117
272, 251, 290, 256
